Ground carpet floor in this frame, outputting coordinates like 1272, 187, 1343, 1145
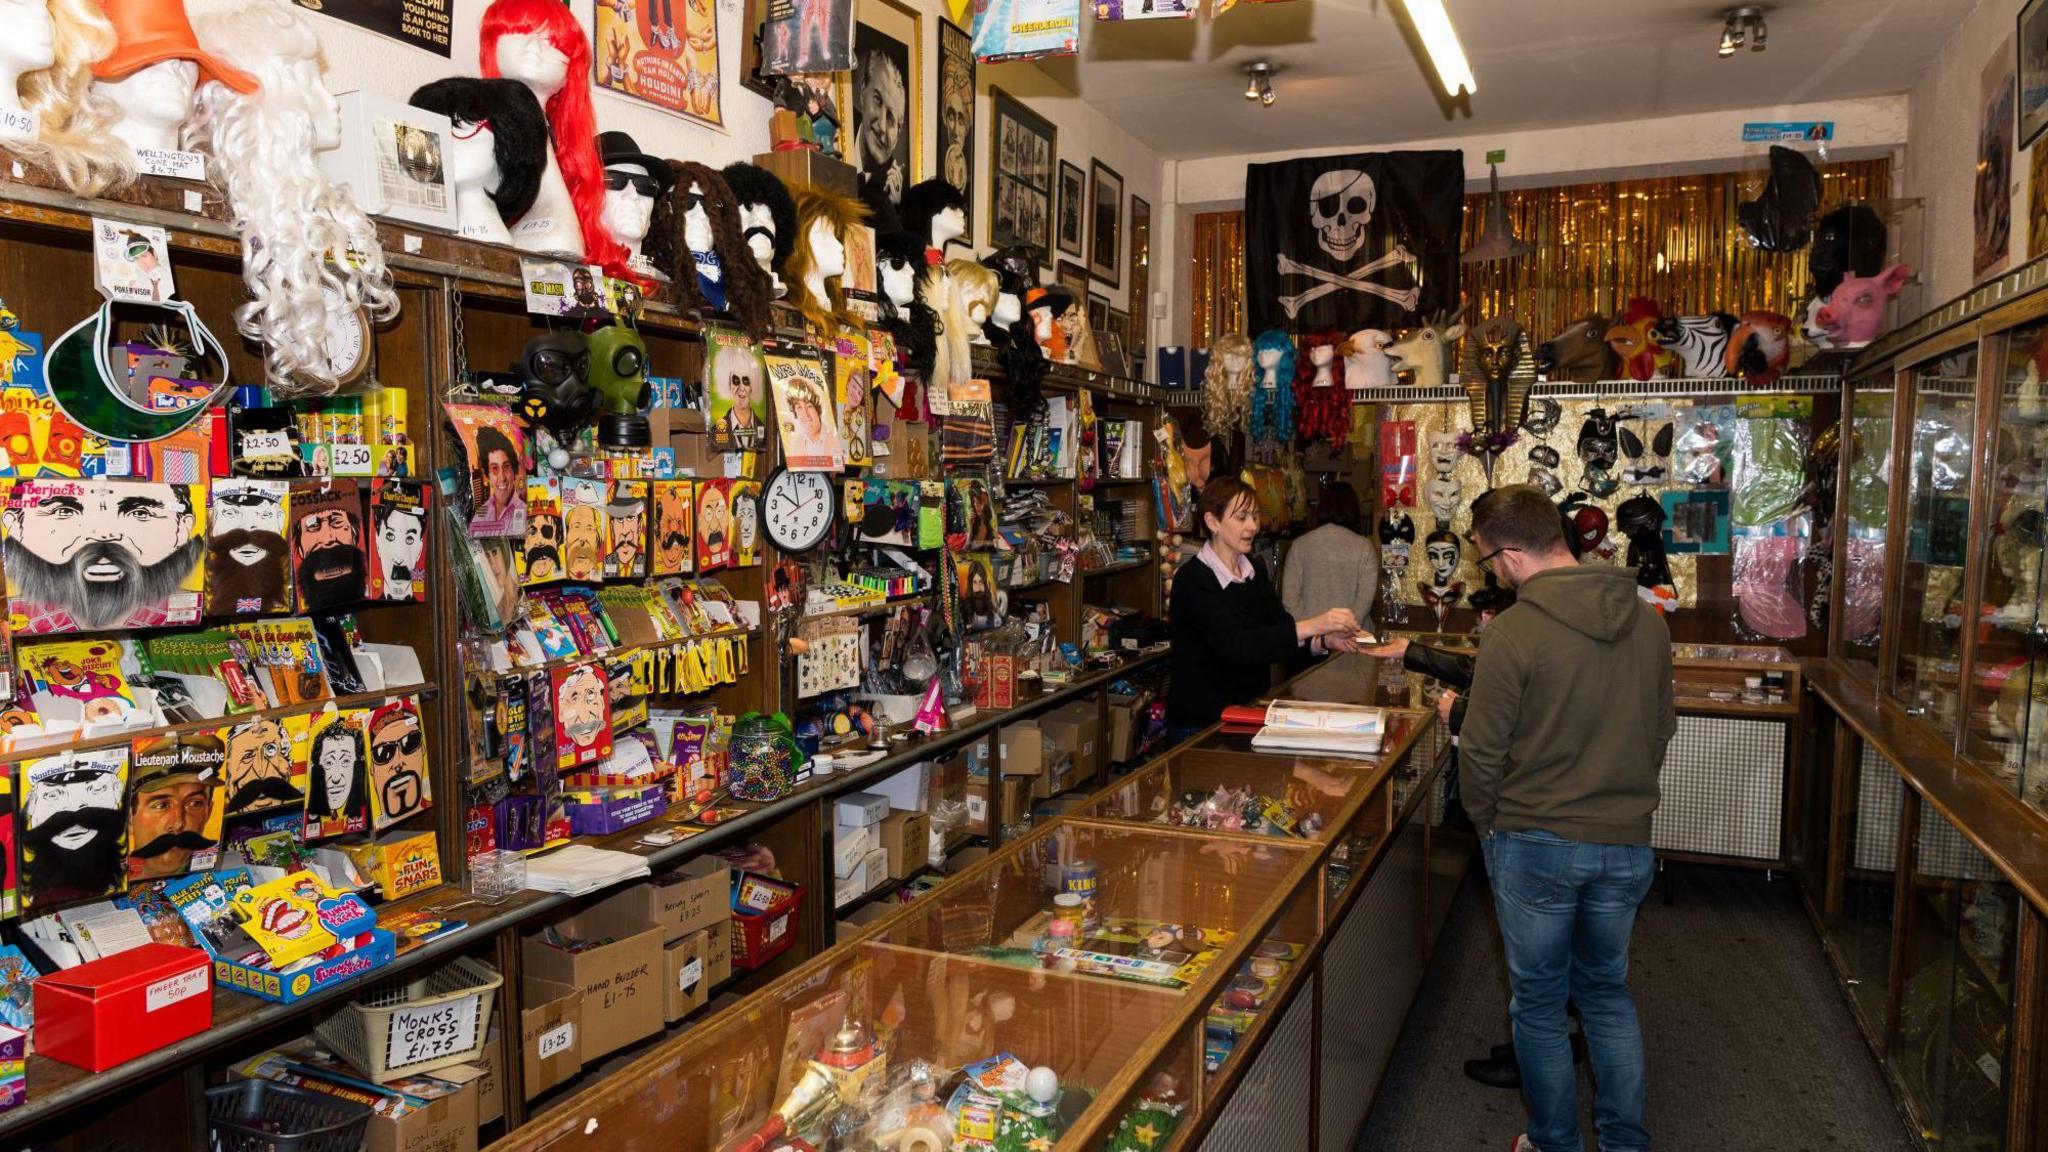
1355, 861, 1918, 1152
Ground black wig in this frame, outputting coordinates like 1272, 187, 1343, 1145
900, 179, 967, 256
409, 78, 548, 223
721, 161, 799, 272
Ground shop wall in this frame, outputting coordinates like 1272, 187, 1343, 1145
1903, 0, 2028, 308
1156, 94, 1910, 348
303, 0, 1163, 316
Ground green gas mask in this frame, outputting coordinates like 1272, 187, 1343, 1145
587, 322, 651, 449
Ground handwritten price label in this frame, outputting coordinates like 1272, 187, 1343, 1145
536, 1022, 575, 1061
767, 915, 787, 943
329, 442, 375, 477
384, 1000, 477, 1068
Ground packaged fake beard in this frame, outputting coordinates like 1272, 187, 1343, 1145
3, 478, 206, 635
18, 746, 130, 908
649, 479, 696, 577
367, 478, 429, 603
559, 475, 611, 583
288, 482, 368, 614
302, 708, 371, 842
606, 479, 649, 580
207, 477, 293, 616
551, 661, 614, 771
696, 477, 733, 573
365, 695, 431, 831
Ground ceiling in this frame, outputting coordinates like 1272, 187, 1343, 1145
1048, 0, 1974, 161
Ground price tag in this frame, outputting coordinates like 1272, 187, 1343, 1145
136, 148, 205, 182
0, 109, 38, 141
677, 958, 702, 992
145, 968, 207, 1012
536, 1022, 575, 1061
330, 442, 375, 476
967, 795, 987, 822
384, 1000, 477, 1068
767, 914, 787, 943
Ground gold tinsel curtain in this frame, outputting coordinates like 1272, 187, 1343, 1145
1188, 157, 1892, 347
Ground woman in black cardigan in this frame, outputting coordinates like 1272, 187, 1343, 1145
1166, 477, 1361, 741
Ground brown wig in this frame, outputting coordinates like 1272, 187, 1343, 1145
786, 183, 870, 337
649, 161, 774, 341
1197, 476, 1258, 539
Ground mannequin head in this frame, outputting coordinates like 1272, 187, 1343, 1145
4, 0, 138, 196
408, 78, 545, 234
185, 0, 396, 397
597, 130, 670, 265
785, 182, 868, 336
480, 0, 627, 275
649, 161, 772, 339
901, 179, 967, 254
876, 230, 921, 313
720, 161, 796, 295
98, 60, 193, 152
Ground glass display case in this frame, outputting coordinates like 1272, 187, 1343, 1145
1963, 322, 2048, 816
1837, 377, 1895, 678
1890, 344, 1979, 738
1896, 803, 2020, 1151
1825, 743, 1906, 1034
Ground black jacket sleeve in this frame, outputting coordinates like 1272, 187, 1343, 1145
1404, 644, 1475, 691
1174, 562, 1301, 670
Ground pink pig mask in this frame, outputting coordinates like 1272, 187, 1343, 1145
1815, 264, 1911, 348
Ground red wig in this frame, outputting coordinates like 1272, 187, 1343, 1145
1293, 330, 1350, 449
481, 0, 631, 277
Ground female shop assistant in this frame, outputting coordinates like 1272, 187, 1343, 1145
1166, 477, 1361, 742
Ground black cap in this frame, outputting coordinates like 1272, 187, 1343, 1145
597, 132, 674, 192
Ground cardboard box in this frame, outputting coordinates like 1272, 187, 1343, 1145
867, 761, 931, 812
611, 858, 732, 943
518, 978, 582, 1101
35, 943, 212, 1071
834, 824, 875, 879
473, 1026, 504, 1126
237, 1050, 483, 1152
521, 902, 663, 1060
998, 723, 1044, 777
1041, 704, 1102, 780
834, 868, 867, 909
858, 847, 888, 889
877, 809, 931, 878
1108, 695, 1140, 763
662, 930, 711, 1022
365, 1064, 481, 1152
838, 900, 898, 928
835, 791, 891, 828
753, 148, 855, 200
703, 919, 732, 988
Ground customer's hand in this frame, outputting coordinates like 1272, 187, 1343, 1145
1325, 633, 1362, 654
1436, 689, 1459, 724
1365, 637, 1410, 660
1315, 607, 1360, 637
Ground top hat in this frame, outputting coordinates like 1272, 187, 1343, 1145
93, 0, 257, 93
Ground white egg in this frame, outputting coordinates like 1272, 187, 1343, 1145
1026, 1065, 1059, 1103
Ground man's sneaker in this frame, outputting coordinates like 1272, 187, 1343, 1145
1464, 1049, 1520, 1089
1510, 1136, 1539, 1152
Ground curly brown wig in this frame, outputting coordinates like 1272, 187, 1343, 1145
786, 182, 870, 338
649, 161, 775, 341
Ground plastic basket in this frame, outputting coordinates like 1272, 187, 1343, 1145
206, 1081, 372, 1152
311, 956, 502, 1082
730, 877, 804, 971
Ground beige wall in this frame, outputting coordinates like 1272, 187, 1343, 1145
304, 0, 1164, 318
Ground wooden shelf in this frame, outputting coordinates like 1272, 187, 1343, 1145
1082, 557, 1153, 578
800, 592, 933, 620
0, 683, 438, 768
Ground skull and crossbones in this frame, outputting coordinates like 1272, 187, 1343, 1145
1278, 169, 1422, 319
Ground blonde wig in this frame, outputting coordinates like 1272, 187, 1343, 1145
784, 182, 867, 337
12, 0, 134, 197
183, 0, 397, 397
929, 259, 998, 392
1202, 333, 1255, 438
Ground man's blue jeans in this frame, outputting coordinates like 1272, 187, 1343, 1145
1482, 827, 1655, 1152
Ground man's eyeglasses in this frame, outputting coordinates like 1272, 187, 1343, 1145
1471, 541, 1520, 572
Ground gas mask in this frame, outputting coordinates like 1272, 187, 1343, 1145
588, 323, 651, 449
517, 331, 600, 449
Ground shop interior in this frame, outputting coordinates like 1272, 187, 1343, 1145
0, 0, 2039, 1149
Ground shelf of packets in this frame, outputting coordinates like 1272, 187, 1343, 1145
470, 576, 758, 676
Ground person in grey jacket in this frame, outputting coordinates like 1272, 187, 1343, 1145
1282, 480, 1379, 627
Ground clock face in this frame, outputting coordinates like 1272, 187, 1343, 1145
320, 285, 371, 382
764, 467, 834, 553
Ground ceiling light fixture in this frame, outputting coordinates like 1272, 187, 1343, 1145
1244, 62, 1275, 107
1395, 0, 1476, 98
1718, 7, 1766, 58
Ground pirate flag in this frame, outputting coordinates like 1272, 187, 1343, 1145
1244, 150, 1464, 334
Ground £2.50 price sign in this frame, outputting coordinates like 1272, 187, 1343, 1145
385, 999, 478, 1069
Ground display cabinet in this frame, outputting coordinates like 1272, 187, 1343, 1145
1889, 344, 1979, 739
1835, 376, 1894, 680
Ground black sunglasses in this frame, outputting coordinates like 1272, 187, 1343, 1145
605, 171, 665, 198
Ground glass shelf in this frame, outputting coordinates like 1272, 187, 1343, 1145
1838, 378, 1894, 678
1890, 345, 1979, 740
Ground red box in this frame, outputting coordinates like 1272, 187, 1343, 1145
34, 943, 213, 1071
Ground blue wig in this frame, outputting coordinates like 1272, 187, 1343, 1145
1249, 329, 1297, 448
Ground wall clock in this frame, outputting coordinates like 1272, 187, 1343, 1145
762, 466, 834, 553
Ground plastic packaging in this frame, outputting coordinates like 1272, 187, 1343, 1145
1733, 533, 1807, 640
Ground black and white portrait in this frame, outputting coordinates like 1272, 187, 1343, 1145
853, 23, 911, 211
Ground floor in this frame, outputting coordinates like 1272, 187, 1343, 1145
1356, 862, 1919, 1152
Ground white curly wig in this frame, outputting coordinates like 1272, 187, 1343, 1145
183, 0, 397, 397
12, 0, 135, 197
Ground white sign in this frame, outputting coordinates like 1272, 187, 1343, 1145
677, 958, 702, 992
385, 1000, 478, 1068
329, 442, 375, 477
137, 149, 206, 182
0, 109, 38, 142
766, 914, 788, 943
145, 968, 207, 1012
536, 1021, 575, 1061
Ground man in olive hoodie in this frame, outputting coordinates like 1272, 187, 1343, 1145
1459, 484, 1674, 1152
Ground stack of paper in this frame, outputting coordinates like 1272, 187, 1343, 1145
1246, 701, 1386, 757
522, 845, 652, 897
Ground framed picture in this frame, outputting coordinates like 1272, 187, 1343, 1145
937, 19, 975, 232
1057, 160, 1086, 259
1127, 195, 1150, 379
989, 87, 1055, 259
1098, 326, 1128, 377
1979, 36, 2017, 280
1087, 292, 1111, 342
1056, 261, 1099, 370
2023, 0, 2048, 146
1087, 160, 1123, 287
853, 0, 921, 213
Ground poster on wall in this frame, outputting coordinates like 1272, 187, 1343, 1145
2021, 0, 2048, 146
853, 0, 920, 213
293, 0, 452, 57
592, 0, 722, 127
938, 20, 975, 233
761, 0, 856, 74
1977, 35, 2016, 281
2031, 138, 2048, 261
1092, 0, 1192, 20
1242, 149, 1464, 334
971, 0, 1078, 62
